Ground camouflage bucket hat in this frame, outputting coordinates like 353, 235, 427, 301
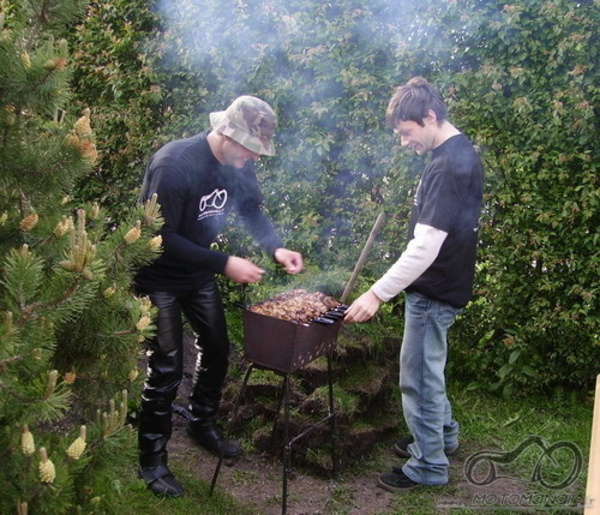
210, 95, 277, 156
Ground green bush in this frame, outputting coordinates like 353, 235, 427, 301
68, 0, 599, 396
425, 0, 600, 395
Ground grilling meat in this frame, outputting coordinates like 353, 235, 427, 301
248, 289, 342, 324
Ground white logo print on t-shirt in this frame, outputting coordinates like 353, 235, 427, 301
197, 189, 228, 220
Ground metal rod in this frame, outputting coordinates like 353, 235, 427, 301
215, 353, 340, 513
282, 374, 290, 515
210, 364, 255, 495
232, 364, 255, 424
209, 451, 223, 494
340, 211, 386, 303
286, 413, 335, 447
270, 372, 288, 452
328, 353, 338, 478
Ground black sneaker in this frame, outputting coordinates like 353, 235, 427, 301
377, 467, 419, 492
138, 465, 184, 498
394, 437, 459, 458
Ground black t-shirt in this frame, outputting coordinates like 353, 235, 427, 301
134, 131, 283, 293
406, 134, 483, 308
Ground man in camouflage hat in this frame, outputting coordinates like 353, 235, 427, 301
134, 95, 303, 498
209, 95, 277, 157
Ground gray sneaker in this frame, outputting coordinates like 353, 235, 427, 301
377, 467, 420, 492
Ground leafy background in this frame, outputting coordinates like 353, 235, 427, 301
69, 0, 599, 396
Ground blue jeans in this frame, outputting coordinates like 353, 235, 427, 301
400, 291, 462, 485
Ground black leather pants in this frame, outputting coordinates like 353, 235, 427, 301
137, 282, 230, 466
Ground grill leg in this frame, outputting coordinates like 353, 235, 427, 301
270, 373, 287, 452
282, 373, 291, 515
327, 353, 338, 478
211, 355, 337, 514
231, 364, 255, 426
210, 363, 255, 495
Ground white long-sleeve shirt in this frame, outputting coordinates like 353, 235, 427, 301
371, 223, 448, 302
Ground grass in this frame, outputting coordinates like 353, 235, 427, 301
89, 457, 255, 515
371, 383, 593, 515
86, 381, 594, 514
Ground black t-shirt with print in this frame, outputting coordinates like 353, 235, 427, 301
406, 134, 483, 308
134, 131, 282, 293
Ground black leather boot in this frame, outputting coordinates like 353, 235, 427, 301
188, 371, 241, 458
138, 388, 184, 497
186, 417, 242, 458
186, 393, 241, 458
138, 452, 184, 498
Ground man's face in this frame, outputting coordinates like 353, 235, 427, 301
222, 136, 260, 169
393, 113, 438, 155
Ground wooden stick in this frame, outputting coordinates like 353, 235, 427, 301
340, 211, 386, 303
586, 374, 600, 514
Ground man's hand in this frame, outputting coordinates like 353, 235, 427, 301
274, 248, 304, 275
344, 290, 383, 323
224, 256, 265, 283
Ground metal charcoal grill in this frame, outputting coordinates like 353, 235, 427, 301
211, 293, 347, 514
241, 306, 344, 373
210, 214, 384, 515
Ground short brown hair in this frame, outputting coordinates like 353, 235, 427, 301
385, 76, 448, 128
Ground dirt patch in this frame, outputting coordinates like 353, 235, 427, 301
168, 423, 394, 514
165, 333, 399, 514
157, 333, 535, 514
166, 420, 533, 515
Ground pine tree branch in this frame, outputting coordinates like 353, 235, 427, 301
18, 279, 80, 323
111, 330, 136, 337
0, 377, 36, 403
18, 190, 31, 218
0, 355, 23, 372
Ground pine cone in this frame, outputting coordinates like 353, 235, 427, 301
21, 52, 31, 69
43, 370, 58, 399
124, 222, 142, 244
19, 213, 39, 231
59, 259, 77, 271
135, 315, 151, 331
103, 285, 116, 298
74, 114, 92, 138
38, 448, 56, 483
21, 426, 35, 456
148, 235, 163, 251
66, 426, 87, 460
80, 140, 98, 164
53, 216, 73, 237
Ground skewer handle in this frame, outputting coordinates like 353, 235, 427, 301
340, 211, 386, 303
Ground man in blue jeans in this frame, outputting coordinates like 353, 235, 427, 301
344, 77, 483, 491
